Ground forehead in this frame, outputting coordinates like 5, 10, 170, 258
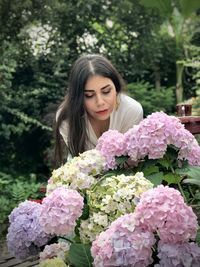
85, 75, 114, 90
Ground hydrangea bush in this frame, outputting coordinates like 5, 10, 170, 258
6, 112, 200, 266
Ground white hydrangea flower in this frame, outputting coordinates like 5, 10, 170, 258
46, 149, 106, 194
79, 173, 153, 243
93, 213, 108, 227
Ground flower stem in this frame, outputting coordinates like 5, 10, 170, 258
177, 182, 187, 203
188, 185, 195, 198
190, 204, 200, 208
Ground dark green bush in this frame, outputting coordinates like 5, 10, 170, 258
127, 82, 176, 117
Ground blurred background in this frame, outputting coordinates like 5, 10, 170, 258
0, 0, 200, 235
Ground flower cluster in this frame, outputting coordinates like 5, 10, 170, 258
40, 187, 84, 236
6, 112, 200, 266
7, 201, 51, 259
91, 185, 200, 267
47, 149, 106, 194
134, 185, 198, 243
91, 213, 155, 267
39, 241, 70, 261
38, 257, 69, 267
96, 130, 127, 169
79, 172, 153, 242
97, 112, 200, 168
155, 241, 200, 267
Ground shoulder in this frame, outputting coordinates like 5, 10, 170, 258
118, 94, 143, 115
110, 93, 143, 133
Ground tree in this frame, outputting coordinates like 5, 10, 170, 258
140, 0, 200, 103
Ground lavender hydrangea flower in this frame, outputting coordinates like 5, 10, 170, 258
155, 241, 200, 267
96, 130, 127, 169
134, 185, 198, 243
7, 200, 51, 259
91, 213, 155, 267
40, 186, 84, 236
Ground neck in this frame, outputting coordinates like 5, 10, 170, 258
89, 117, 110, 138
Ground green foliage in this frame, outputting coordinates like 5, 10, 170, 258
0, 40, 54, 174
68, 243, 93, 267
127, 82, 175, 116
140, 0, 200, 19
140, 0, 173, 17
140, 0, 200, 103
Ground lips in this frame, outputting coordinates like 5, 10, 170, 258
96, 109, 109, 115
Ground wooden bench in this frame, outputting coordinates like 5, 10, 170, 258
0, 239, 39, 267
178, 116, 200, 135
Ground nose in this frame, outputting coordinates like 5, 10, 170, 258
96, 94, 105, 107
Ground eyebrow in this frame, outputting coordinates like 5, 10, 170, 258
84, 84, 111, 92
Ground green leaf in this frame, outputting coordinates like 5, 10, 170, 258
158, 158, 170, 169
115, 155, 129, 165
184, 166, 200, 180
147, 172, 163, 186
80, 203, 89, 220
69, 243, 93, 267
195, 228, 200, 245
176, 166, 200, 185
183, 178, 200, 186
179, 0, 200, 18
163, 173, 182, 185
143, 165, 160, 177
194, 192, 200, 200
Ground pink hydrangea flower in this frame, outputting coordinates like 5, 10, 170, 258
96, 130, 127, 169
124, 112, 200, 165
124, 113, 169, 160
178, 139, 200, 166
155, 241, 200, 266
40, 186, 84, 236
91, 213, 155, 267
40, 242, 70, 261
134, 185, 198, 243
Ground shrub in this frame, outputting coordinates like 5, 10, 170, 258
127, 82, 176, 117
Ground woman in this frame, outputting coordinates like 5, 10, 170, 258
54, 54, 143, 165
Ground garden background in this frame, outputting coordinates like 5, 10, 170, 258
0, 0, 200, 237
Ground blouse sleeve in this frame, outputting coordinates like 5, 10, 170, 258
122, 104, 143, 132
118, 95, 143, 133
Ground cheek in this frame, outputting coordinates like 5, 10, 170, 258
84, 99, 93, 112
108, 93, 117, 106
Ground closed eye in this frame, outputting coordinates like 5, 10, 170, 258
84, 94, 94, 98
84, 85, 112, 98
102, 86, 112, 94
102, 89, 111, 94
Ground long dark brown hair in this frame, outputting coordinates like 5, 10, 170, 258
54, 54, 125, 166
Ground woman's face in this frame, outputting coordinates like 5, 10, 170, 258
84, 75, 117, 122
